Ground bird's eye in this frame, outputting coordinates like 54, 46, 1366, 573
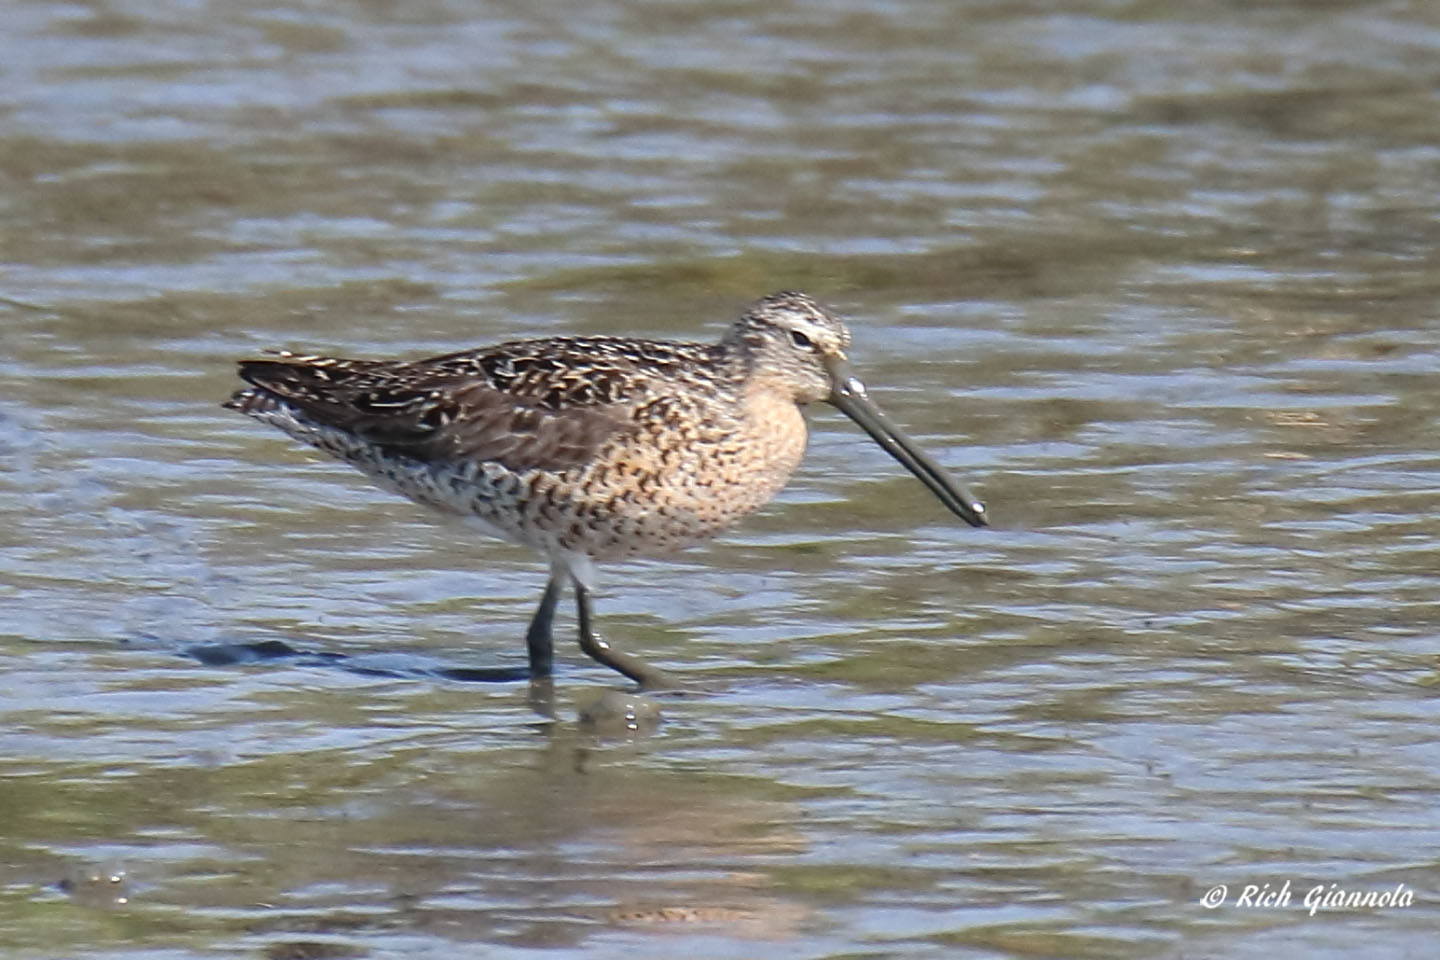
789, 329, 814, 350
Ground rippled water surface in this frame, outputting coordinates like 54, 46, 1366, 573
4, 1, 1440, 958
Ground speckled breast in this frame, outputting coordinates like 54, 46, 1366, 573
457, 383, 812, 562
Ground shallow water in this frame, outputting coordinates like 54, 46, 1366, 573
3, 1, 1440, 958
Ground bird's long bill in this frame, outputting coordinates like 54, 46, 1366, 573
828, 371, 987, 528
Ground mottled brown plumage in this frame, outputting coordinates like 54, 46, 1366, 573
225, 291, 986, 686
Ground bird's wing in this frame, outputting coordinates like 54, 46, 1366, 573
231, 352, 635, 473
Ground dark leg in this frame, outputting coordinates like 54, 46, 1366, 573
573, 580, 675, 689
525, 573, 563, 677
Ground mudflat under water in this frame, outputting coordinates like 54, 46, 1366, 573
3, 2, 1439, 958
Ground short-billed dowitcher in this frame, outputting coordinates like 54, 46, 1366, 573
225, 291, 986, 686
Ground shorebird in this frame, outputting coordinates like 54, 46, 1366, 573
225, 291, 986, 686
